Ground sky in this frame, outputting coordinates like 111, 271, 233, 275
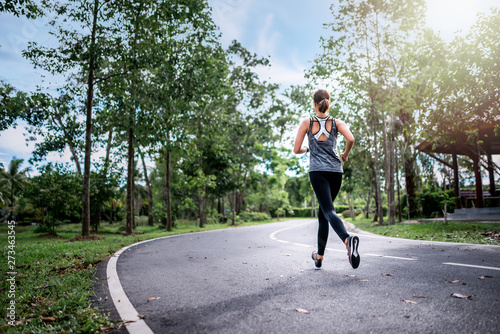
0, 0, 498, 172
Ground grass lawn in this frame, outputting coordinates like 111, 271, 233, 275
0, 218, 285, 333
343, 214, 500, 246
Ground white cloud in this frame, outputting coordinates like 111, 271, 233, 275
426, 0, 498, 40
257, 13, 281, 57
255, 56, 306, 87
208, 0, 254, 46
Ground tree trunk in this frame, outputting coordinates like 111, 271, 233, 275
233, 191, 237, 225
404, 147, 418, 218
103, 130, 113, 175
371, 103, 384, 224
199, 190, 207, 228
311, 193, 316, 218
348, 193, 354, 220
81, 0, 99, 237
388, 139, 396, 225
396, 144, 402, 223
52, 112, 82, 175
139, 149, 154, 226
221, 197, 226, 220
126, 126, 134, 234
472, 151, 484, 208
365, 183, 372, 219
387, 115, 396, 225
162, 147, 173, 231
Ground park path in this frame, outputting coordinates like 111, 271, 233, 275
106, 219, 500, 334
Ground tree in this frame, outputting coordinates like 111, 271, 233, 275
23, 0, 120, 236
22, 91, 85, 174
309, 0, 426, 224
24, 164, 82, 234
0, 158, 31, 216
0, 0, 41, 19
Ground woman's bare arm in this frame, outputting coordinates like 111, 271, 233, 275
293, 118, 310, 154
336, 119, 355, 162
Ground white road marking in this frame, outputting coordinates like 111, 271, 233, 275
364, 253, 418, 261
107, 242, 154, 334
106, 228, 230, 334
270, 221, 500, 268
269, 222, 417, 261
443, 262, 500, 271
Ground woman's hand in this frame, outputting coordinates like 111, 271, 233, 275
340, 153, 348, 162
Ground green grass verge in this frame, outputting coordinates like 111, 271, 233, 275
343, 215, 500, 246
0, 218, 286, 333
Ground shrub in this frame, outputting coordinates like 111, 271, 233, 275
420, 188, 455, 218
33, 225, 51, 234
341, 210, 362, 218
289, 208, 313, 218
239, 212, 271, 222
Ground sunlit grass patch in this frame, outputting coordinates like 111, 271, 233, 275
344, 215, 500, 245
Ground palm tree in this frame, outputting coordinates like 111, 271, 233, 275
0, 157, 31, 209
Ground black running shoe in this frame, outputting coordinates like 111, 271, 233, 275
346, 236, 360, 269
311, 251, 322, 269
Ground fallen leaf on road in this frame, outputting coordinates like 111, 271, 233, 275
300, 270, 304, 273
451, 293, 471, 300
447, 280, 460, 283
478, 275, 493, 280
296, 308, 310, 314
402, 300, 417, 304
148, 297, 161, 302
138, 314, 146, 319
357, 279, 369, 282
345, 275, 356, 278
382, 273, 393, 277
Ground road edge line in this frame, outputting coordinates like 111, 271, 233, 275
107, 220, 304, 333
107, 240, 155, 334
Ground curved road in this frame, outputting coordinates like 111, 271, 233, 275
102, 219, 500, 334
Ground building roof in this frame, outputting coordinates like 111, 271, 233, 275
416, 121, 500, 157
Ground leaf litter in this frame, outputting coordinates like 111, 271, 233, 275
402, 300, 417, 304
451, 293, 472, 300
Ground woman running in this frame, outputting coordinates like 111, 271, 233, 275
293, 89, 359, 269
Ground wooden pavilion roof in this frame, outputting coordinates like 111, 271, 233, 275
416, 121, 500, 158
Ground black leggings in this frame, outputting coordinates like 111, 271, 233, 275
309, 171, 349, 256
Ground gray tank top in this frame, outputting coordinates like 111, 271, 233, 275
307, 116, 343, 173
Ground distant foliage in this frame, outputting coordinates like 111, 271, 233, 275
239, 212, 271, 222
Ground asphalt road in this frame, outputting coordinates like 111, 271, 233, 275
99, 219, 500, 334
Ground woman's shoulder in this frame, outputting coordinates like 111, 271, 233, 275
334, 118, 346, 126
300, 117, 312, 126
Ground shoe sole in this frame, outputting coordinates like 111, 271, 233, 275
348, 236, 360, 269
